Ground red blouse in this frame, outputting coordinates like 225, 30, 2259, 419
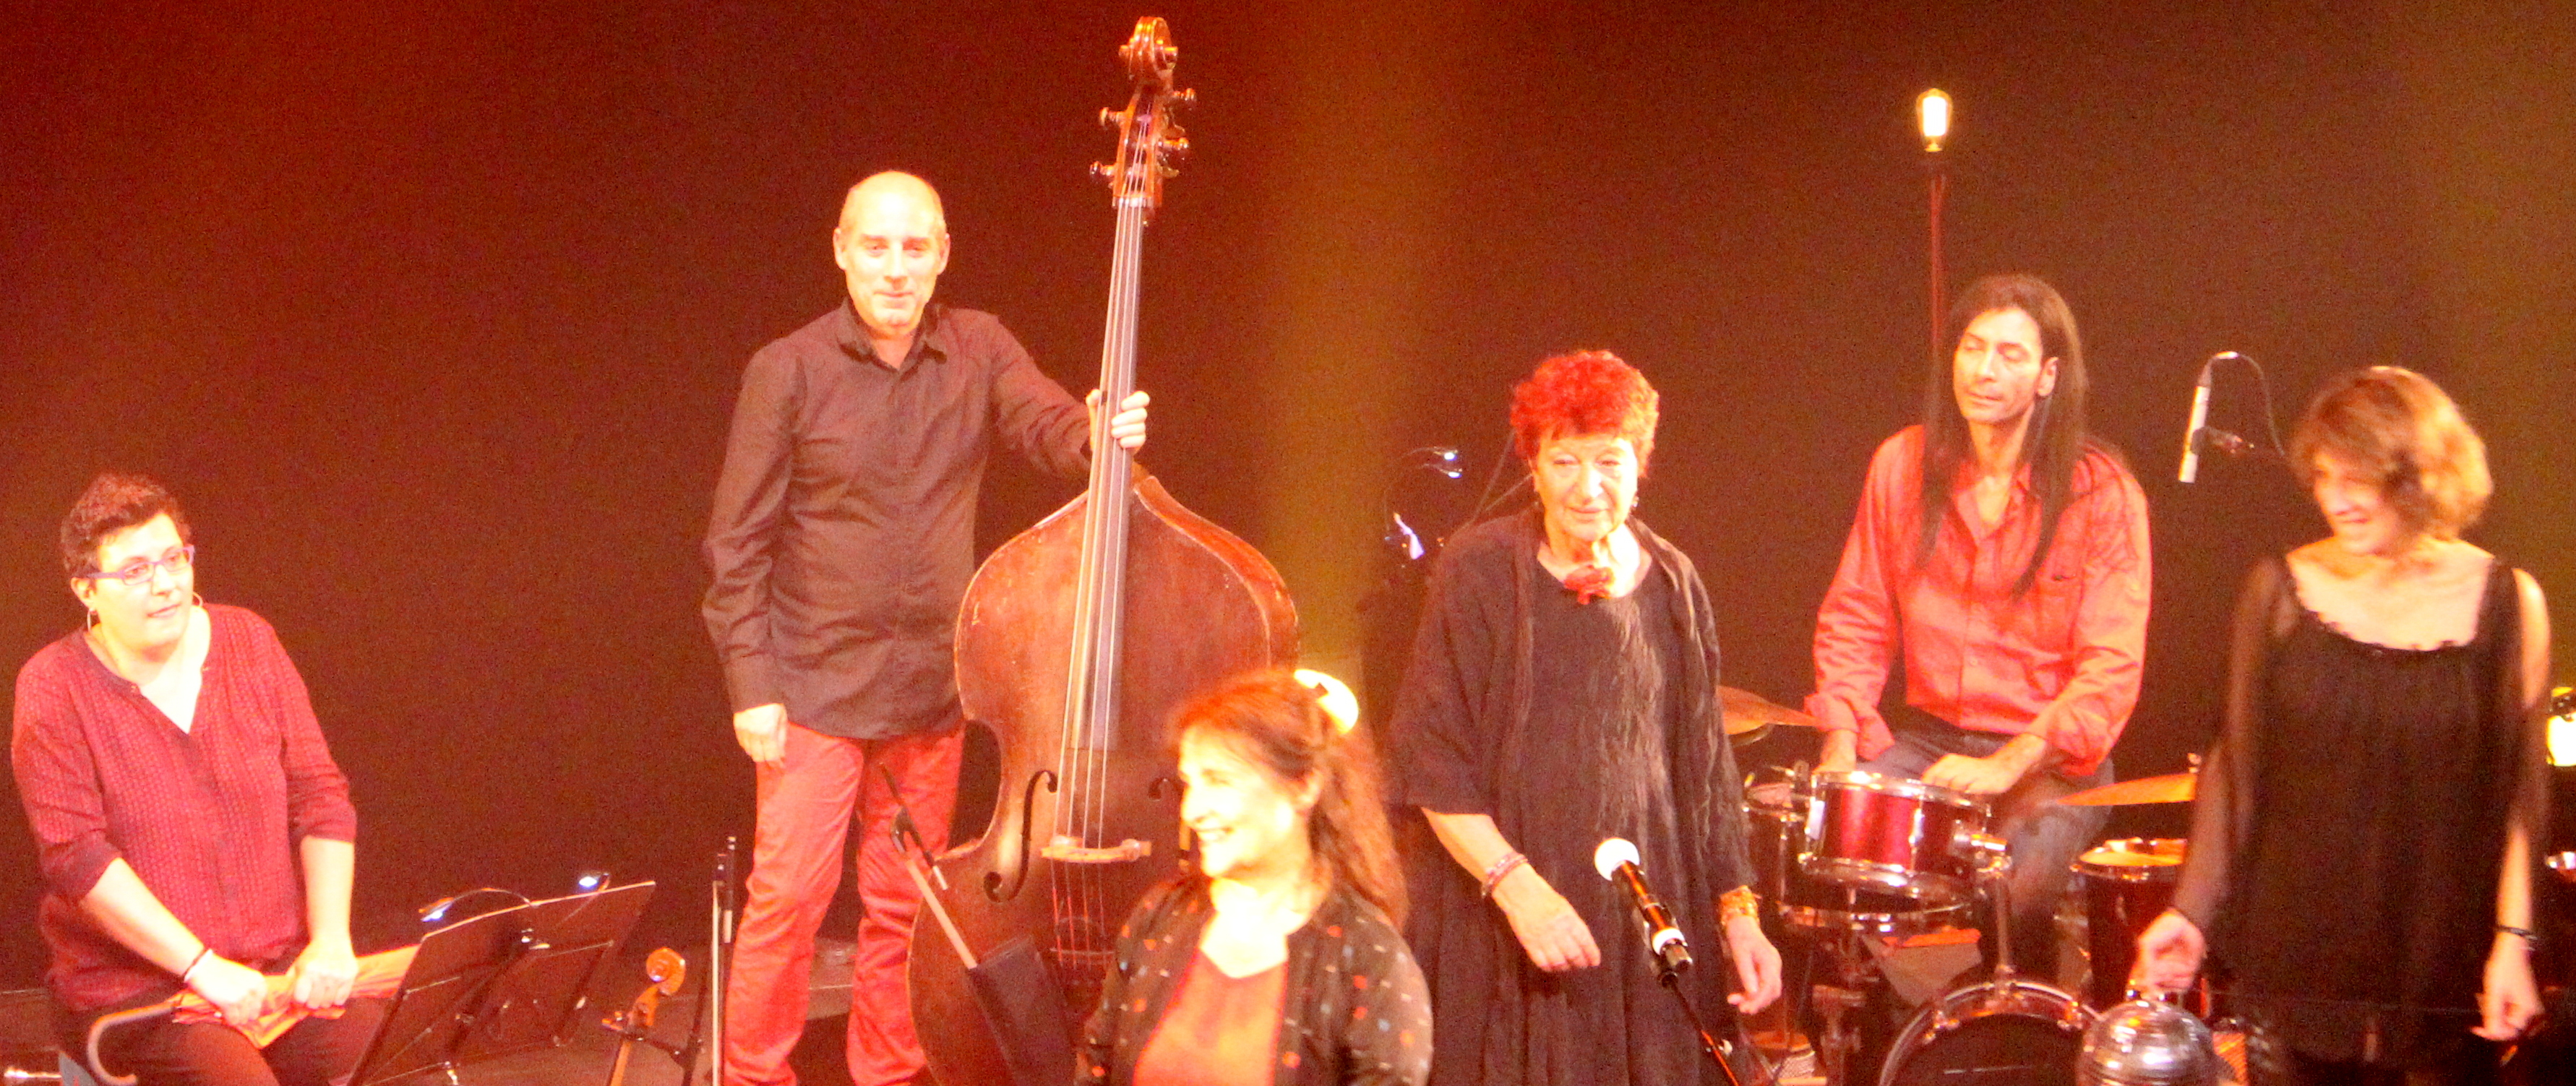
12, 606, 356, 1012
1133, 951, 1289, 1086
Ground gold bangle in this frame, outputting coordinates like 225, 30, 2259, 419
1719, 887, 1759, 925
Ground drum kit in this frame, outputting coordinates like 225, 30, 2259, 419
1723, 689, 2221, 1086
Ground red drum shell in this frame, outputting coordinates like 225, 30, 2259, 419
1800, 770, 1988, 906
1746, 770, 1970, 936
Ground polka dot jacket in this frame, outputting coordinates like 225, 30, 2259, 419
1079, 874, 1431, 1086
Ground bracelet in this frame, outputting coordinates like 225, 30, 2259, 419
178, 945, 212, 984
2497, 924, 2541, 949
1479, 851, 1528, 899
1719, 887, 1760, 925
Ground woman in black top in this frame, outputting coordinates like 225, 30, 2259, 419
1387, 351, 1779, 1086
2137, 366, 2550, 1082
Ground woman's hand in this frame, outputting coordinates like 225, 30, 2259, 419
287, 936, 359, 1010
1490, 866, 1600, 973
2474, 931, 2542, 1040
2130, 909, 2205, 998
187, 955, 271, 1030
1723, 914, 1782, 1013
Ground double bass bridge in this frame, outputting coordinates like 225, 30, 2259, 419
1041, 834, 1154, 864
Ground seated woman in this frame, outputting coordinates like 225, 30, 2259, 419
2135, 368, 2550, 1083
12, 473, 382, 1086
1079, 670, 1430, 1086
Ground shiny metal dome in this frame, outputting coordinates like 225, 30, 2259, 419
2076, 999, 2220, 1086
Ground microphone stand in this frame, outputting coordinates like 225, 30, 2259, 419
692, 837, 738, 1086
1635, 909, 1773, 1086
1655, 954, 1757, 1086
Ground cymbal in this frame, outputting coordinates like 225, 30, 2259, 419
2059, 772, 2196, 806
1720, 686, 1816, 736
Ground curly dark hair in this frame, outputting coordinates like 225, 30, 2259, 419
1508, 350, 1660, 469
2290, 366, 2490, 540
1169, 670, 1406, 923
61, 472, 191, 580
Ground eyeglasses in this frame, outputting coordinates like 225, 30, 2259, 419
82, 546, 196, 587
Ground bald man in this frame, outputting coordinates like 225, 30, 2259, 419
704, 172, 1147, 1086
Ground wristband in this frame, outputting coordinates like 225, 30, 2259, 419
178, 945, 212, 984
1479, 851, 1528, 899
2497, 924, 2540, 949
1719, 887, 1760, 925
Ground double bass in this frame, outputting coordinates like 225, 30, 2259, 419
909, 18, 1297, 1086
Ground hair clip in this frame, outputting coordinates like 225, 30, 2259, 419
1293, 668, 1360, 737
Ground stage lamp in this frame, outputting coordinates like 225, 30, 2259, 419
2549, 686, 2572, 767
1918, 88, 1952, 152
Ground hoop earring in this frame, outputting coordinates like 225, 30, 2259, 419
85, 608, 100, 630
192, 592, 207, 609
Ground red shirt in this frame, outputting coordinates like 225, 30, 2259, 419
12, 606, 357, 1012
1807, 427, 2150, 776
1132, 951, 1288, 1086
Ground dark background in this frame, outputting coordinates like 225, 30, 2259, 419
4, 1, 2569, 986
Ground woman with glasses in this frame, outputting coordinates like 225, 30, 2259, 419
11, 472, 381, 1086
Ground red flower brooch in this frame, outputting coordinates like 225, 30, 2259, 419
1563, 563, 1613, 605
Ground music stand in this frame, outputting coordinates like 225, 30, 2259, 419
351, 882, 654, 1086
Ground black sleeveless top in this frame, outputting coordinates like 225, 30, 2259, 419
2173, 555, 2546, 1067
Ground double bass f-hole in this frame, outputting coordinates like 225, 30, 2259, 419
984, 768, 1058, 901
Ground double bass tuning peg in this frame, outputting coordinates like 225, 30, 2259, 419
1096, 106, 1124, 131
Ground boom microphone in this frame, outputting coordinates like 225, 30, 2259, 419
2178, 351, 2246, 483
1594, 837, 1691, 975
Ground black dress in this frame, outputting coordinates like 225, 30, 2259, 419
2171, 556, 2549, 1070
1388, 511, 1753, 1086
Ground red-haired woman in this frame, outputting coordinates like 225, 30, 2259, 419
1080, 670, 1430, 1086
2137, 367, 2551, 1082
1388, 351, 1780, 1086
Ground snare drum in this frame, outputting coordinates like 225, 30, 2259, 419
1800, 770, 1989, 906
2073, 838, 2186, 1009
1746, 769, 1971, 936
1881, 977, 2094, 1086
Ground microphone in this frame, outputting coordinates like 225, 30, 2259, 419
2178, 351, 2244, 483
1594, 838, 1691, 975
2199, 428, 2255, 457
1407, 445, 1464, 479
